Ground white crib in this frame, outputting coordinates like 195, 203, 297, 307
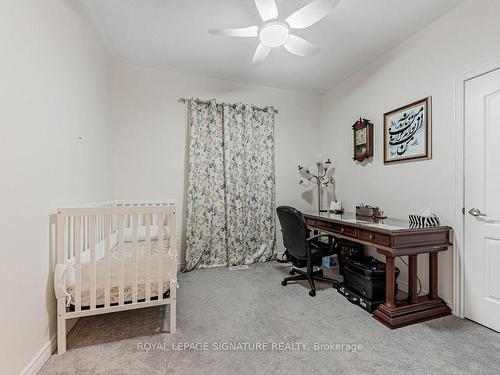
54, 199, 177, 354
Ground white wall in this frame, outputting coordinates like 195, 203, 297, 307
319, 0, 500, 305
0, 1, 110, 373
110, 62, 322, 262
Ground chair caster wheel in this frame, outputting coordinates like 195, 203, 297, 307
309, 290, 316, 297
281, 280, 287, 286
289, 269, 295, 275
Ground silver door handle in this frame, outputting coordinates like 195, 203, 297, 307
468, 208, 487, 217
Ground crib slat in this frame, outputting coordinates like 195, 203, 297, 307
157, 213, 164, 301
145, 214, 151, 302
89, 215, 97, 310
84, 216, 88, 252
71, 217, 75, 259
75, 216, 82, 312
118, 215, 125, 306
170, 207, 177, 256
104, 215, 111, 308
66, 217, 72, 260
65, 217, 69, 260
132, 214, 138, 304
98, 216, 102, 243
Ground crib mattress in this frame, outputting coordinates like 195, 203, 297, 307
68, 240, 176, 307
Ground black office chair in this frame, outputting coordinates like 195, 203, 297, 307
276, 206, 339, 297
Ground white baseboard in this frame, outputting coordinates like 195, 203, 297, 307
21, 318, 79, 375
20, 337, 56, 375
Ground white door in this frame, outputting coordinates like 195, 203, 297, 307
465, 68, 500, 332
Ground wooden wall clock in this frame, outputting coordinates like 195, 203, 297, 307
352, 118, 373, 162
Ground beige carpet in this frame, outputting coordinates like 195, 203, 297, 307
41, 262, 500, 374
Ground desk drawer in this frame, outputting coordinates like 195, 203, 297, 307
334, 225, 357, 237
307, 219, 356, 237
307, 219, 336, 232
358, 229, 390, 246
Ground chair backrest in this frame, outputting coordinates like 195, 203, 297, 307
276, 206, 308, 259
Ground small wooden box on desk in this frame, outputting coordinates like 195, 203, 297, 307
303, 212, 452, 329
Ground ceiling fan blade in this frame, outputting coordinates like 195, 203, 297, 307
209, 26, 259, 37
254, 0, 278, 22
252, 43, 272, 65
285, 0, 340, 29
284, 35, 320, 56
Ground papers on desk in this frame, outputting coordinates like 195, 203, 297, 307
342, 218, 367, 224
363, 223, 404, 231
342, 218, 404, 231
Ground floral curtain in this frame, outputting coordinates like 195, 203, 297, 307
184, 99, 276, 271
223, 104, 276, 266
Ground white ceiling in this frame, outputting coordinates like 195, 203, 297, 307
78, 0, 462, 93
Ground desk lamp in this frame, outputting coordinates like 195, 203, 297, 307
298, 155, 334, 213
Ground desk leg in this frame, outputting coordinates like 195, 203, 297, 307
384, 256, 396, 309
408, 255, 418, 304
374, 250, 450, 329
429, 252, 438, 300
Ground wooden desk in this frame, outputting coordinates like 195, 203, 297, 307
303, 212, 452, 329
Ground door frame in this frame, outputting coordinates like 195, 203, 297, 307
453, 59, 500, 318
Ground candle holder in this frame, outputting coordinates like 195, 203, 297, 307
298, 158, 334, 213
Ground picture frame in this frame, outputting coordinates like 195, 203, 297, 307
383, 97, 432, 164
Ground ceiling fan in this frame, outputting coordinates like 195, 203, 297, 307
209, 0, 340, 64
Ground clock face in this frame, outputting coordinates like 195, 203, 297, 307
355, 128, 367, 146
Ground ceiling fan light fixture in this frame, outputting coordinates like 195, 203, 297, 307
209, 0, 341, 64
259, 21, 289, 48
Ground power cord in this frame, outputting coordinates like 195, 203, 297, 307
398, 257, 422, 296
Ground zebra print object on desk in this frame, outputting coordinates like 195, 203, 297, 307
409, 214, 440, 228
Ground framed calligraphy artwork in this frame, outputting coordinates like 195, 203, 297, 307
384, 97, 432, 164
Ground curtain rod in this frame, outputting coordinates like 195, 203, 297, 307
178, 98, 279, 114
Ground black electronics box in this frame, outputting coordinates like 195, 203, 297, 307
337, 283, 384, 313
342, 256, 400, 301
335, 239, 364, 276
